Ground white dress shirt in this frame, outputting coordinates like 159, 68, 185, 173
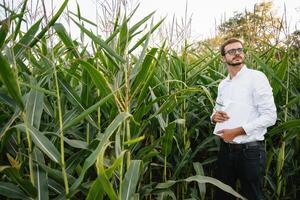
212, 66, 277, 143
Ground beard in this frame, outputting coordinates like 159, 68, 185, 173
226, 56, 244, 66
228, 61, 243, 66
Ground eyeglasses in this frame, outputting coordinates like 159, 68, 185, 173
225, 48, 244, 55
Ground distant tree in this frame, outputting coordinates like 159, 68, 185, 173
217, 1, 284, 48
288, 30, 300, 53
195, 1, 289, 52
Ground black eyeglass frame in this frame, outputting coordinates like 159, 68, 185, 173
225, 48, 244, 55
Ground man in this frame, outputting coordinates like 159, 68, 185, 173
211, 38, 277, 200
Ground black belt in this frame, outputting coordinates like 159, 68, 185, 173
221, 141, 263, 151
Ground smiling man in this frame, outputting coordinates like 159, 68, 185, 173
211, 38, 277, 200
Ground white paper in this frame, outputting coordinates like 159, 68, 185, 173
213, 101, 254, 135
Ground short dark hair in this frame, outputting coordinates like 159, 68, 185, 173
220, 38, 243, 56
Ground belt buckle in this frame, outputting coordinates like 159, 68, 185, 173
244, 141, 262, 149
229, 143, 242, 151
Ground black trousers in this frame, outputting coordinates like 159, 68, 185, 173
215, 141, 266, 200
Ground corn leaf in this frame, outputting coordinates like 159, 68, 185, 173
193, 162, 206, 200
0, 19, 10, 49
57, 76, 96, 127
17, 124, 60, 164
14, 18, 42, 58
185, 175, 246, 200
25, 88, 44, 129
71, 18, 126, 63
121, 160, 142, 200
76, 60, 112, 96
53, 23, 80, 58
1, 167, 37, 197
29, 0, 69, 48
63, 91, 116, 131
0, 182, 31, 200
70, 112, 131, 192
86, 178, 104, 200
0, 53, 24, 110
33, 148, 49, 200
129, 18, 165, 53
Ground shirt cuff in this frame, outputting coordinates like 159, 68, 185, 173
210, 113, 215, 124
242, 123, 253, 135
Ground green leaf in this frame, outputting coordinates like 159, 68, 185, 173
155, 175, 245, 199
162, 122, 175, 157
269, 119, 300, 136
68, 11, 97, 27
0, 53, 24, 110
150, 88, 202, 119
0, 91, 17, 108
35, 162, 75, 186
250, 52, 286, 95
157, 191, 176, 200
25, 88, 44, 129
97, 174, 118, 200
76, 60, 112, 96
20, 82, 56, 97
63, 91, 116, 130
13, 18, 42, 58
46, 130, 89, 150
70, 112, 131, 192
124, 135, 145, 146
71, 18, 126, 63
105, 151, 126, 178
131, 48, 158, 96
48, 179, 65, 197
17, 124, 60, 164
53, 23, 80, 58
129, 18, 165, 53
81, 67, 92, 107
187, 55, 220, 85
12, 0, 28, 40
0, 18, 10, 49
1, 167, 37, 197
65, 150, 89, 175
283, 94, 300, 108
121, 160, 142, 200
29, 0, 69, 47
117, 16, 128, 56
0, 110, 20, 142
185, 175, 246, 200
93, 141, 118, 200
155, 180, 177, 189
129, 11, 155, 36
58, 76, 96, 127
149, 87, 166, 130
33, 148, 49, 200
193, 162, 206, 200
0, 181, 31, 200
273, 53, 288, 95
136, 42, 165, 106
86, 178, 104, 200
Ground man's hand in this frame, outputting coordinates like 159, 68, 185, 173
212, 111, 230, 123
217, 127, 245, 142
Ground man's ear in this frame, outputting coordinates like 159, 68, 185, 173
220, 56, 225, 63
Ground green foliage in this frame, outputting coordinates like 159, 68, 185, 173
0, 0, 299, 199
218, 2, 283, 47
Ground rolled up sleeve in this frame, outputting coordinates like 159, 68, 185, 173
210, 84, 223, 124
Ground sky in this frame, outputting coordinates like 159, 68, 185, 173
56, 0, 300, 40
5, 0, 300, 41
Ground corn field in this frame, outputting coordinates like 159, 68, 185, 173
0, 0, 299, 199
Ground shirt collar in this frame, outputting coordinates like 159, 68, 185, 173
225, 65, 247, 81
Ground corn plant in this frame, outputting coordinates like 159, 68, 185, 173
0, 0, 299, 199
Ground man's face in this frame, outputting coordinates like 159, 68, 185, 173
222, 42, 245, 66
